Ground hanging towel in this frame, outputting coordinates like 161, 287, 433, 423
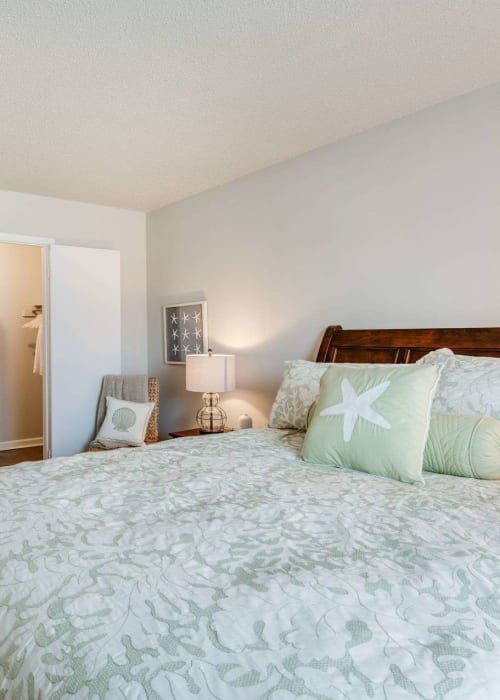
22, 313, 44, 375
89, 374, 149, 450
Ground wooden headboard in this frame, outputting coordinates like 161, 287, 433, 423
317, 326, 500, 364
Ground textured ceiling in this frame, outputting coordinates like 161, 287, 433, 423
1, 1, 500, 212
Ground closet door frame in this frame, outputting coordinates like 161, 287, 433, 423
0, 233, 54, 458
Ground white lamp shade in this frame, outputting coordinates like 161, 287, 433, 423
186, 353, 236, 393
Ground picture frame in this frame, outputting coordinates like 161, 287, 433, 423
163, 301, 208, 365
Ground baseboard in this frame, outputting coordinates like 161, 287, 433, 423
0, 437, 43, 451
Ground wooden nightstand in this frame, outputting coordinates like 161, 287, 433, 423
169, 428, 234, 439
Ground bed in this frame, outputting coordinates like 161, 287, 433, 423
1, 326, 500, 699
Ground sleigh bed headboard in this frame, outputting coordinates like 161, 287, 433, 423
316, 326, 500, 364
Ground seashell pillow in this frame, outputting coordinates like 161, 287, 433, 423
96, 396, 155, 446
417, 348, 500, 419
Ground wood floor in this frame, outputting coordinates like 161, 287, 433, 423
0, 446, 44, 467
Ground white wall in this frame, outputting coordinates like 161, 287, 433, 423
0, 243, 43, 444
147, 83, 500, 436
0, 190, 147, 373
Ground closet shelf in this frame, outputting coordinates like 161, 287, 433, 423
22, 304, 43, 318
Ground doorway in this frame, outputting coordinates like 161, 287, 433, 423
0, 241, 47, 466
0, 234, 122, 461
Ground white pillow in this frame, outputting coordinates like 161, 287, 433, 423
417, 348, 500, 419
96, 396, 155, 446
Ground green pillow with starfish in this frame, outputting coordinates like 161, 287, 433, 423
302, 363, 441, 484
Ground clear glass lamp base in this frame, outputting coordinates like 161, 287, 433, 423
196, 392, 227, 433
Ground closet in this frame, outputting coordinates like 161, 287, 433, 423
0, 243, 44, 464
0, 236, 121, 460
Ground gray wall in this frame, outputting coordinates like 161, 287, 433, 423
148, 83, 500, 436
0, 190, 147, 373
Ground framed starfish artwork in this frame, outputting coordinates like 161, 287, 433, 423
163, 301, 208, 364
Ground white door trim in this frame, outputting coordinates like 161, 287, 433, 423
0, 232, 54, 458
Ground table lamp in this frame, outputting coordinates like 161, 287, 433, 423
186, 349, 236, 433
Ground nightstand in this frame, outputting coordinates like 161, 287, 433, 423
169, 428, 234, 439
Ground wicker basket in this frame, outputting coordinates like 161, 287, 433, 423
88, 377, 160, 452
145, 377, 160, 443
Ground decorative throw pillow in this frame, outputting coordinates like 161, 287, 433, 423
305, 400, 317, 430
96, 397, 155, 446
424, 413, 500, 479
269, 359, 394, 430
418, 348, 500, 418
302, 364, 441, 484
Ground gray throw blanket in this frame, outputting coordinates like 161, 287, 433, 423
89, 375, 149, 450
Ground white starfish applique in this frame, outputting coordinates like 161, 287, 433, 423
170, 313, 177, 324
182, 312, 190, 323
320, 378, 391, 442
192, 311, 201, 322
182, 328, 189, 340
194, 327, 201, 338
172, 344, 179, 354
171, 328, 178, 339
195, 343, 201, 353
182, 344, 190, 353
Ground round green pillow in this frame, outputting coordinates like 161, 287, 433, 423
424, 413, 500, 479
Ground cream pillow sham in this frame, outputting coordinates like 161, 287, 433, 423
418, 349, 500, 419
268, 360, 332, 430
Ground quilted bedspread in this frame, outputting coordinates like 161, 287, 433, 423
1, 429, 500, 699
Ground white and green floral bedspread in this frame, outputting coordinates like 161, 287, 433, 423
1, 429, 500, 699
